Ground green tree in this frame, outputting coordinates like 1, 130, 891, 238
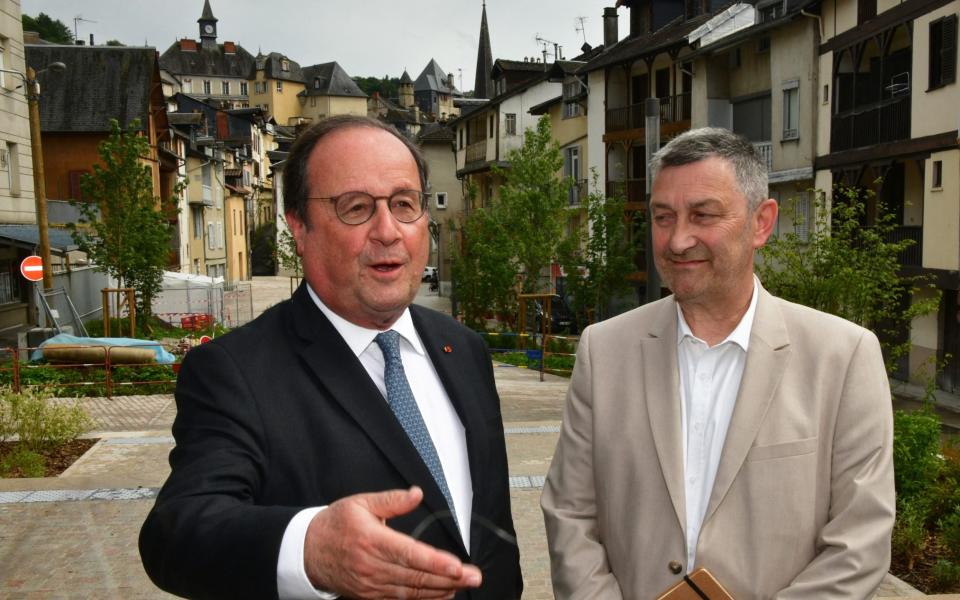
21, 13, 73, 44
559, 170, 637, 326
493, 115, 570, 292
352, 75, 400, 99
757, 183, 939, 374
68, 119, 179, 323
451, 184, 517, 329
275, 226, 302, 277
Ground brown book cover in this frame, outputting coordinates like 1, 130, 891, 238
655, 568, 736, 600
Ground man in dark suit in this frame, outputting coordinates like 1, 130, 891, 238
140, 115, 522, 599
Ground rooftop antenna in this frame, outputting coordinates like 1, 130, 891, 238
73, 15, 97, 42
535, 35, 560, 63
458, 67, 463, 92
576, 16, 589, 46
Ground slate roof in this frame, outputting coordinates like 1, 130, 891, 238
159, 39, 256, 78
399, 69, 413, 84
25, 45, 160, 134
417, 123, 455, 143
474, 3, 494, 99
255, 52, 304, 83
299, 62, 366, 98
0, 224, 79, 252
529, 95, 562, 115
414, 59, 457, 94
582, 12, 715, 73
490, 59, 549, 78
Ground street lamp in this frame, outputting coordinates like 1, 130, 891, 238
0, 61, 66, 290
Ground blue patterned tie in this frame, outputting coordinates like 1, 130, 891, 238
375, 330, 458, 525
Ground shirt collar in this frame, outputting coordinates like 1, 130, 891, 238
306, 284, 425, 358
676, 276, 759, 351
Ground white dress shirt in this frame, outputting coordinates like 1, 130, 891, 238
276, 286, 473, 599
677, 277, 758, 572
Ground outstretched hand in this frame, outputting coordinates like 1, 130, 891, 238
303, 487, 481, 599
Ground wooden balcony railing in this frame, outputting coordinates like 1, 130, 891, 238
465, 140, 488, 165
831, 95, 910, 153
606, 178, 647, 204
605, 92, 692, 132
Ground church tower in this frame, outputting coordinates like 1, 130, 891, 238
398, 70, 414, 108
473, 1, 494, 98
198, 0, 218, 50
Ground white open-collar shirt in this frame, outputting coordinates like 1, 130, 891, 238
676, 277, 758, 572
277, 286, 472, 599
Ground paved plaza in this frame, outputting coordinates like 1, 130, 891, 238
0, 278, 940, 598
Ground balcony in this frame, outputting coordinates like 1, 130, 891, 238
465, 140, 488, 165
607, 178, 647, 205
568, 179, 588, 206
884, 225, 923, 267
753, 142, 773, 171
830, 95, 910, 153
605, 93, 692, 133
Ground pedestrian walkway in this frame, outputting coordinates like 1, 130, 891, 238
0, 362, 929, 598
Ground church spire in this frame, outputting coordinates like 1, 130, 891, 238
198, 0, 219, 49
473, 1, 494, 99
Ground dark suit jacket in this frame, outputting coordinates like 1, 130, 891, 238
140, 285, 522, 599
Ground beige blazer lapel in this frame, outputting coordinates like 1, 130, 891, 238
703, 286, 792, 523
642, 296, 687, 535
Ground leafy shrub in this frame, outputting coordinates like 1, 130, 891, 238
892, 498, 929, 571
932, 560, 960, 590
0, 447, 46, 477
0, 386, 91, 451
940, 508, 960, 563
893, 409, 943, 500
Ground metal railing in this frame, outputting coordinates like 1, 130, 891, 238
605, 93, 692, 132
831, 95, 910, 152
885, 225, 923, 267
606, 178, 647, 204
753, 141, 773, 171
568, 179, 589, 206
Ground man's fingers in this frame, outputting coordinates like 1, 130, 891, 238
382, 534, 482, 587
361, 486, 424, 520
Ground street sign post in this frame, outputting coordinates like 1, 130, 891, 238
20, 255, 44, 282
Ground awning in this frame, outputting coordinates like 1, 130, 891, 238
0, 224, 80, 254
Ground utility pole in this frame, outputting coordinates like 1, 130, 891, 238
25, 66, 53, 290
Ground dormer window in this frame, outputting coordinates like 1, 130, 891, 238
281, 59, 290, 72
314, 78, 321, 89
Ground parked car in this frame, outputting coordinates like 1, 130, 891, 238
422, 266, 438, 282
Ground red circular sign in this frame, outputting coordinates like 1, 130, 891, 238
199, 335, 212, 344
20, 255, 44, 282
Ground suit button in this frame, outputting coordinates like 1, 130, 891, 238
669, 561, 683, 574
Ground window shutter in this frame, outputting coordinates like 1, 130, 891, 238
942, 14, 957, 85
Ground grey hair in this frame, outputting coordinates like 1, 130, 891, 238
649, 127, 768, 211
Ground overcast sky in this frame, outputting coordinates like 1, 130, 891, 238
22, 0, 618, 92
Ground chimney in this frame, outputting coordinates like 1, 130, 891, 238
447, 73, 455, 90
604, 7, 619, 48
89, 33, 94, 45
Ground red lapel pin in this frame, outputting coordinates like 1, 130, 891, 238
443, 345, 453, 353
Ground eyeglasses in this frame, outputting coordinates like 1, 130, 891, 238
308, 190, 428, 225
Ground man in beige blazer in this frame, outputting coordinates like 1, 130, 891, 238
541, 128, 895, 599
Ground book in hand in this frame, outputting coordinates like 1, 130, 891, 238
655, 568, 735, 600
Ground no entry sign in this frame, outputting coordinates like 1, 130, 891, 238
20, 255, 44, 282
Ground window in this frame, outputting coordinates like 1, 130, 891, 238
0, 259, 21, 304
489, 114, 494, 137
222, 81, 230, 95
458, 128, 464, 149
774, 191, 812, 242
757, 37, 771, 53
0, 38, 6, 89
203, 80, 211, 95
208, 223, 216, 249
822, 83, 829, 104
564, 146, 581, 205
782, 80, 800, 140
930, 15, 958, 89
217, 222, 224, 248
192, 206, 203, 238
505, 113, 517, 135
183, 78, 193, 93
240, 81, 248, 95
4, 142, 20, 196
281, 59, 290, 72
276, 80, 283, 93
932, 160, 943, 189
563, 102, 582, 118
436, 192, 447, 210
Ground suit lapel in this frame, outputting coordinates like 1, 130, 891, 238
703, 286, 792, 523
643, 298, 687, 535
290, 288, 464, 550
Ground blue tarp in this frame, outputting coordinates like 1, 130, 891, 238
32, 334, 176, 364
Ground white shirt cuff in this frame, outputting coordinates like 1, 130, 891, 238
277, 506, 339, 599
